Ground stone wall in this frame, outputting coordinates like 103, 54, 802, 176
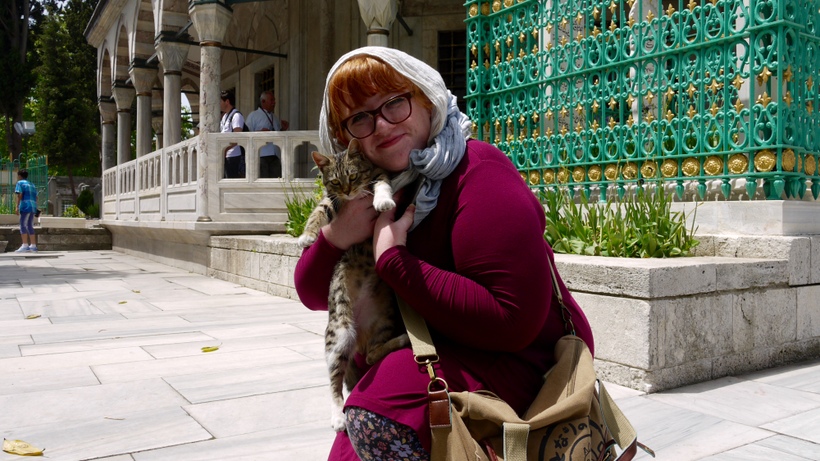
205, 233, 820, 394
1, 225, 112, 252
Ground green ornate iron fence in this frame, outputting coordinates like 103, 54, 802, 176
0, 155, 49, 214
464, 0, 820, 201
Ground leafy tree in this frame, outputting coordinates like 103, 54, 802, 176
32, 0, 98, 198
0, 0, 51, 160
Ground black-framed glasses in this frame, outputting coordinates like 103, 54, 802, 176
341, 92, 413, 139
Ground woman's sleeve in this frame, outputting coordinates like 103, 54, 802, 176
294, 231, 345, 311
376, 156, 553, 352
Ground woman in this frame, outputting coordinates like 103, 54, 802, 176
294, 46, 594, 461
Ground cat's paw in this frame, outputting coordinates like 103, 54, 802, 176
298, 233, 317, 248
330, 405, 346, 432
373, 197, 396, 213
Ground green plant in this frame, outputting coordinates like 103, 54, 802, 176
542, 185, 699, 258
62, 205, 85, 218
77, 189, 94, 214
86, 203, 100, 218
284, 175, 324, 238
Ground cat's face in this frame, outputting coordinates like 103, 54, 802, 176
311, 139, 375, 200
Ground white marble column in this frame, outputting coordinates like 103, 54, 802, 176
129, 63, 157, 157
357, 0, 398, 47
190, 0, 233, 222
112, 84, 135, 165
99, 99, 117, 172
156, 37, 190, 148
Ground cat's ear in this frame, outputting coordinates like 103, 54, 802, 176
312, 151, 331, 168
346, 139, 364, 159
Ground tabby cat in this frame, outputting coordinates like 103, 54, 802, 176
298, 139, 409, 432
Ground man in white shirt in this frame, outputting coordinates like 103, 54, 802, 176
219, 90, 245, 178
245, 90, 289, 178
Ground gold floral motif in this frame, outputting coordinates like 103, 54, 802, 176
728, 154, 749, 174
492, 0, 502, 13
703, 156, 723, 176
640, 160, 658, 178
529, 170, 541, 185
782, 149, 796, 172
682, 157, 700, 176
661, 159, 678, 178
519, 171, 527, 183
588, 165, 602, 182
481, 2, 491, 15
504, 0, 514, 7
805, 156, 817, 176
557, 168, 570, 184
544, 169, 556, 184
754, 150, 776, 172
623, 162, 638, 180
469, 4, 479, 17
573, 167, 586, 182
604, 164, 620, 181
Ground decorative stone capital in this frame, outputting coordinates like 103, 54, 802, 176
129, 63, 158, 96
189, 1, 233, 45
112, 83, 135, 111
357, 0, 398, 32
99, 99, 117, 123
155, 37, 191, 74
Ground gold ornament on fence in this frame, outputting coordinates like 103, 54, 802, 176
557, 167, 570, 184
728, 153, 749, 174
805, 156, 817, 176
573, 167, 586, 182
588, 165, 602, 181
640, 160, 658, 178
661, 159, 678, 178
682, 158, 700, 176
529, 170, 541, 185
623, 162, 638, 180
782, 149, 796, 172
604, 164, 619, 181
754, 150, 776, 172
703, 156, 724, 176
544, 169, 556, 184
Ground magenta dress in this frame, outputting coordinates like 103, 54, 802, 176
294, 139, 594, 460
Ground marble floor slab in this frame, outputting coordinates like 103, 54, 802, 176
1, 250, 818, 461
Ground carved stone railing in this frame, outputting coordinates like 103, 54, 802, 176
101, 131, 321, 225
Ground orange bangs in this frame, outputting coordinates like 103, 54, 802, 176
327, 55, 432, 142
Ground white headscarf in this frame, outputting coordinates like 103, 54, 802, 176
318, 46, 473, 230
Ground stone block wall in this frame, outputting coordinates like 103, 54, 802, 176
1, 226, 112, 252
207, 234, 820, 394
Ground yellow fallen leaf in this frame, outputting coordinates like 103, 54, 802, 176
25, 314, 41, 320
132, 290, 141, 293
3, 438, 45, 456
118, 301, 127, 304
201, 345, 220, 353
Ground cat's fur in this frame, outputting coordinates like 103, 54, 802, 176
299, 139, 409, 431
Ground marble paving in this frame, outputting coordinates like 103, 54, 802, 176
1, 250, 818, 460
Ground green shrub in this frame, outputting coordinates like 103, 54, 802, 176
77, 189, 94, 214
542, 185, 699, 258
86, 204, 100, 218
284, 176, 324, 238
62, 205, 85, 218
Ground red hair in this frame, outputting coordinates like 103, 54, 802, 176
327, 55, 433, 143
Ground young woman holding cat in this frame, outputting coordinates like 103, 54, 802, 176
294, 46, 595, 461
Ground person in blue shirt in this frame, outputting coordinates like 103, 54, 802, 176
14, 169, 38, 252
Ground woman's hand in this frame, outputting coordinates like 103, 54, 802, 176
322, 195, 379, 251
373, 204, 415, 262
